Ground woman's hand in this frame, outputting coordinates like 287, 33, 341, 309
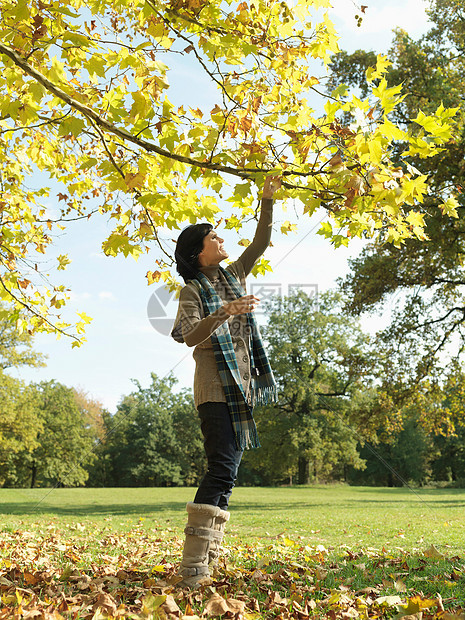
262, 175, 282, 200
223, 294, 260, 316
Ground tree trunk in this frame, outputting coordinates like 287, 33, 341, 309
30, 461, 37, 488
298, 457, 310, 485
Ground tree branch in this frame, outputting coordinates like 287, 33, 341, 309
90, 119, 174, 263
0, 41, 260, 178
0, 41, 335, 185
0, 271, 80, 343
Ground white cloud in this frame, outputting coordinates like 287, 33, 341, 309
98, 291, 116, 301
68, 291, 92, 301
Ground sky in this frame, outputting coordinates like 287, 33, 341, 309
9, 0, 433, 412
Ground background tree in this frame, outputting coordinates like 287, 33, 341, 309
0, 311, 45, 486
243, 290, 370, 484
94, 374, 205, 487
348, 417, 433, 487
0, 0, 458, 341
0, 304, 45, 369
6, 381, 98, 488
73, 387, 107, 441
346, 360, 465, 486
0, 373, 41, 487
328, 0, 465, 408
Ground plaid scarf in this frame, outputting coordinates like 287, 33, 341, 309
193, 267, 277, 450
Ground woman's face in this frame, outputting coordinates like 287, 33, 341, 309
198, 230, 228, 266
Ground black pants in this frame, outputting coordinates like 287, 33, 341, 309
194, 402, 243, 509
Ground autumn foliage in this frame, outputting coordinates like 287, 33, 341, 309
0, 521, 464, 619
0, 0, 459, 340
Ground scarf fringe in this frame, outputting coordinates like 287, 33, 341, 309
235, 426, 261, 451
251, 384, 278, 408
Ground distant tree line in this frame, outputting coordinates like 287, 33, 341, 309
4, 0, 465, 489
2, 290, 465, 489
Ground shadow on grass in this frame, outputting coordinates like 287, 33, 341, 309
3, 498, 465, 517
2, 486, 465, 518
0, 501, 187, 516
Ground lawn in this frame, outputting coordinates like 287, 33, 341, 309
0, 485, 464, 618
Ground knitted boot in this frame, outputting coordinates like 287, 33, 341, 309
177, 502, 222, 588
208, 508, 230, 566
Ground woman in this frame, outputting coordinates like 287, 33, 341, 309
171, 176, 281, 587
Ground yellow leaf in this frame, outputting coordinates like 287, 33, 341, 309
368, 139, 383, 165
406, 211, 425, 228
146, 270, 162, 285
138, 222, 152, 237
125, 172, 145, 190
366, 54, 392, 82
423, 544, 445, 559
141, 594, 166, 614
440, 196, 460, 218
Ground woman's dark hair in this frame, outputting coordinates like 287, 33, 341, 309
175, 223, 213, 282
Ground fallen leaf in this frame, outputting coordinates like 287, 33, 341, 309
267, 591, 287, 606
316, 567, 328, 580
250, 569, 267, 583
399, 596, 439, 613
162, 595, 181, 614
394, 579, 407, 592
374, 595, 403, 606
204, 593, 245, 616
423, 544, 445, 559
92, 592, 118, 615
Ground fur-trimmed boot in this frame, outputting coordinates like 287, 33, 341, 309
208, 508, 230, 566
177, 502, 222, 588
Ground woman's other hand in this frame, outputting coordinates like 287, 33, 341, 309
223, 295, 260, 316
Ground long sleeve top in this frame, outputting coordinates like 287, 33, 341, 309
171, 198, 273, 408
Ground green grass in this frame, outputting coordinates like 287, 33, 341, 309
1, 485, 465, 617
1, 484, 464, 553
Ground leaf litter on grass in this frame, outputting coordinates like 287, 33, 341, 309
0, 522, 464, 619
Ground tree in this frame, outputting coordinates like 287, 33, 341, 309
0, 373, 41, 487
0, 303, 45, 369
328, 0, 465, 401
0, 311, 45, 486
0, 0, 458, 342
346, 358, 465, 486
348, 417, 433, 487
96, 373, 204, 487
73, 387, 107, 441
243, 290, 370, 484
7, 381, 98, 487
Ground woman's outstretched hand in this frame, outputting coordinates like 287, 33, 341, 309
262, 175, 282, 200
223, 294, 260, 316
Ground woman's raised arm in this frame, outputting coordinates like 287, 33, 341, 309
238, 176, 281, 276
